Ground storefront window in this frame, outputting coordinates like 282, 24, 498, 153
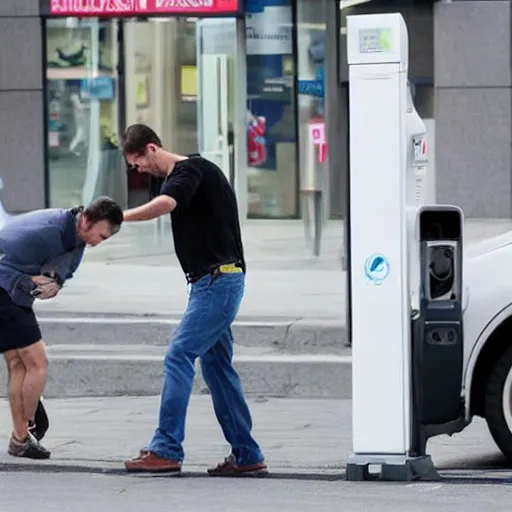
296, 0, 327, 201
122, 17, 237, 207
245, 0, 298, 218
123, 18, 198, 207
46, 16, 237, 212
46, 18, 122, 209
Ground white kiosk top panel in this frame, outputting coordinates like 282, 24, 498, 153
346, 13, 408, 70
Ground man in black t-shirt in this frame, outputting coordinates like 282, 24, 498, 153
121, 124, 267, 477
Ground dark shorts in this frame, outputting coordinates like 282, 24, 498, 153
0, 287, 42, 354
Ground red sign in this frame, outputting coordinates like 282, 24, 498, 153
309, 122, 325, 146
308, 120, 327, 164
49, 0, 240, 16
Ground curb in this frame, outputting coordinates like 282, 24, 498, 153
0, 354, 352, 399
36, 316, 348, 353
0, 315, 351, 400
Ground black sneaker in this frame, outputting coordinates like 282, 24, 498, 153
8, 432, 51, 460
29, 399, 49, 441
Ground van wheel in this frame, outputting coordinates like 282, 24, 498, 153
484, 345, 512, 462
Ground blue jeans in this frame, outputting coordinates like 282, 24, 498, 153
148, 271, 264, 466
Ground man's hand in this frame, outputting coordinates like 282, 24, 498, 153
32, 275, 53, 287
31, 275, 61, 300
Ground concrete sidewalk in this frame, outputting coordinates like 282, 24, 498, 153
33, 218, 347, 320
0, 396, 508, 479
1, 218, 511, 400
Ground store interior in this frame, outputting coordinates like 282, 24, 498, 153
46, 16, 206, 210
45, 12, 300, 218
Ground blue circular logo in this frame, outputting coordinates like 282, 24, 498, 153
364, 254, 390, 285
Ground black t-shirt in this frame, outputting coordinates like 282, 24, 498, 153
160, 156, 245, 277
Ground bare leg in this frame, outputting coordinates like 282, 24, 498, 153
18, 340, 48, 426
4, 349, 28, 440
4, 342, 51, 460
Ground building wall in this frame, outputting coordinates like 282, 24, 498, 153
338, 1, 435, 217
434, 0, 512, 218
340, 3, 434, 83
339, 0, 512, 219
0, 0, 46, 212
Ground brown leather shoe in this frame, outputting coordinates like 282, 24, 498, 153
124, 450, 182, 474
208, 454, 268, 477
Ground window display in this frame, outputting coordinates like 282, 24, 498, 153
45, 16, 236, 213
123, 18, 207, 207
44, 10, 298, 220
46, 18, 122, 209
245, 0, 298, 218
296, 0, 327, 204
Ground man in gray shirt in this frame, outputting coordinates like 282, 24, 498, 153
0, 196, 123, 459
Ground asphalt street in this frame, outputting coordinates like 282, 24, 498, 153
1, 472, 511, 512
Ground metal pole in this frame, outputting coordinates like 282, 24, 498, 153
324, 0, 352, 347
234, 17, 248, 222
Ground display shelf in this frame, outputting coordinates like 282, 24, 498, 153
47, 67, 114, 80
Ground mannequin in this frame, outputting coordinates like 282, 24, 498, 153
69, 92, 89, 156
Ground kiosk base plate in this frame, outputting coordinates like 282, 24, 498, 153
346, 454, 441, 482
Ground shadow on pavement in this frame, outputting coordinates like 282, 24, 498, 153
438, 452, 511, 471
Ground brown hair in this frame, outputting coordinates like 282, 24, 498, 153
83, 196, 123, 233
121, 124, 162, 156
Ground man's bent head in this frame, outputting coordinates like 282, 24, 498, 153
122, 124, 167, 177
78, 196, 124, 247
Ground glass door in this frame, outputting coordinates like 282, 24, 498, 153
123, 17, 237, 208
45, 16, 238, 211
123, 18, 182, 207
196, 19, 237, 185
46, 17, 123, 209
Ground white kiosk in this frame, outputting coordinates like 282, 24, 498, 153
345, 13, 465, 481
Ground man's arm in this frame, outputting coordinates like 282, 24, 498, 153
32, 229, 83, 299
37, 237, 86, 294
123, 195, 177, 222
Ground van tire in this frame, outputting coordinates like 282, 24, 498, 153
484, 345, 512, 463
